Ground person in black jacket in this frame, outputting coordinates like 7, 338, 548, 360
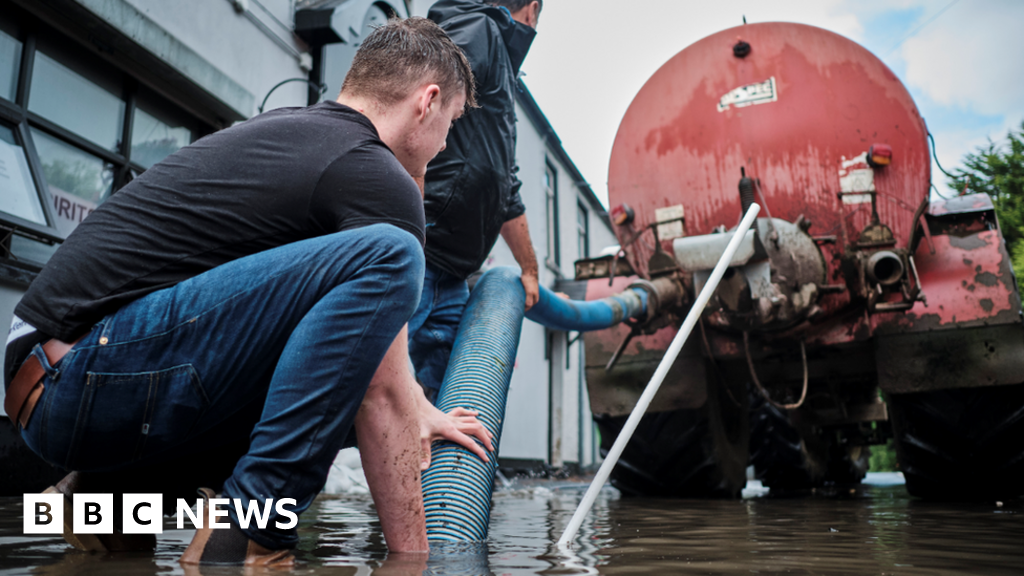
412, 0, 543, 400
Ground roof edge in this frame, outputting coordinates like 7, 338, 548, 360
515, 80, 610, 228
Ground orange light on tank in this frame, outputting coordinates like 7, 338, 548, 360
869, 143, 893, 167
611, 203, 635, 226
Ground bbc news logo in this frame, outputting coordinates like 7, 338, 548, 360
23, 494, 298, 535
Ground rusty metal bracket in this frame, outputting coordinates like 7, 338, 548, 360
604, 325, 639, 373
908, 255, 926, 306
613, 216, 687, 283
609, 249, 622, 286
647, 217, 684, 277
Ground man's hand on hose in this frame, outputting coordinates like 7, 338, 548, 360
417, 392, 494, 470
500, 214, 540, 311
521, 270, 540, 311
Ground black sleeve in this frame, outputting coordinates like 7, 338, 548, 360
308, 143, 426, 246
504, 164, 526, 222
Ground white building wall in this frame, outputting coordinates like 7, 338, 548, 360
482, 103, 548, 462
114, 0, 310, 115
482, 101, 614, 468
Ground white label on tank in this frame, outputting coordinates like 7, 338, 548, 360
655, 205, 686, 240
839, 152, 874, 204
717, 77, 778, 112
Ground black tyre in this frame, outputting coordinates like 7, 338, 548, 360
749, 398, 818, 491
749, 394, 869, 493
594, 371, 749, 498
889, 383, 1024, 500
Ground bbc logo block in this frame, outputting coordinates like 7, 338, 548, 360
123, 494, 163, 534
23, 493, 63, 535
73, 493, 113, 534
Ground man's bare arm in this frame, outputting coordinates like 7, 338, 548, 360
500, 214, 540, 310
356, 326, 428, 552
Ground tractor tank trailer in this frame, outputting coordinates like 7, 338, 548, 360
571, 22, 1024, 499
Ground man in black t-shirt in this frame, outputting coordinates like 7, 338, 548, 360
4, 18, 490, 565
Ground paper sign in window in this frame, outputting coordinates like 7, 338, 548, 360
0, 138, 46, 225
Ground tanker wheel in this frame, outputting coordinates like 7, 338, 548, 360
749, 394, 869, 493
888, 382, 1024, 500
594, 370, 749, 498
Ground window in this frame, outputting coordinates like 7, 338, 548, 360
131, 88, 195, 169
31, 127, 114, 237
544, 160, 559, 269
577, 201, 589, 260
0, 5, 209, 273
0, 124, 44, 226
29, 40, 126, 152
0, 20, 21, 102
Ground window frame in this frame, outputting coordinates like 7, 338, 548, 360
544, 159, 560, 271
0, 4, 210, 277
577, 199, 589, 261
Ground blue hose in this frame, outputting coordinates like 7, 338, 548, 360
422, 267, 652, 542
526, 284, 648, 331
422, 267, 525, 542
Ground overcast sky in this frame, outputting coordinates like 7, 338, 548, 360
423, 0, 1021, 207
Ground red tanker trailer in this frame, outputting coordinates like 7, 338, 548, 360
574, 22, 1024, 499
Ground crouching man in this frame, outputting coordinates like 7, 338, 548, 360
4, 18, 490, 565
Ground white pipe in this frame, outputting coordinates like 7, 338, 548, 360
557, 204, 761, 548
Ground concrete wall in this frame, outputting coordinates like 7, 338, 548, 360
107, 0, 310, 116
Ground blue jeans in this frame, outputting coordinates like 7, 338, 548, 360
407, 263, 470, 399
20, 224, 424, 549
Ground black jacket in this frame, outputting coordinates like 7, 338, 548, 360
424, 0, 536, 279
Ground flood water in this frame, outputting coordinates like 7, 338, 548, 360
0, 473, 1021, 575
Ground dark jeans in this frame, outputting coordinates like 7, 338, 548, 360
407, 263, 470, 399
20, 224, 424, 549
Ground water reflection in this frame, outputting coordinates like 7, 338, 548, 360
0, 476, 1021, 575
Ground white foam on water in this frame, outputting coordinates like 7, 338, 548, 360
323, 448, 369, 495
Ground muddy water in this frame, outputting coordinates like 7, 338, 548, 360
0, 474, 1021, 575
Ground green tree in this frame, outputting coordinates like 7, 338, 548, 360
948, 122, 1024, 272
869, 439, 899, 472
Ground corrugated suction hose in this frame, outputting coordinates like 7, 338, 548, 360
422, 267, 654, 542
423, 267, 526, 542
